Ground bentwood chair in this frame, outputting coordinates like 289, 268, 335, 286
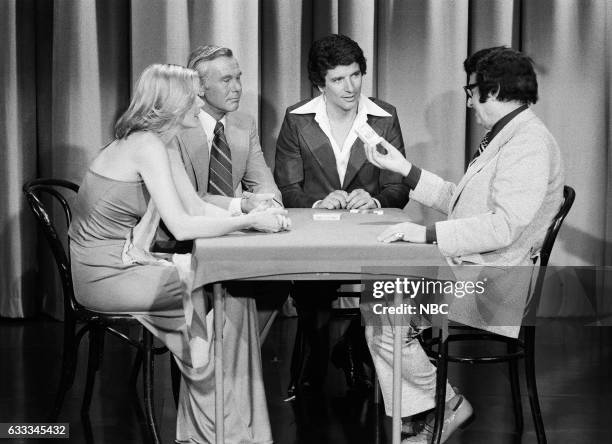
424, 185, 575, 444
23, 178, 177, 444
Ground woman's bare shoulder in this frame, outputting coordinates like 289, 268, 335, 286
121, 132, 167, 163
125, 131, 164, 149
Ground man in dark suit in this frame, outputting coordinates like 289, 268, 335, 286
274, 34, 410, 392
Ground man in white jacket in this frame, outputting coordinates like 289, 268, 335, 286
363, 46, 564, 443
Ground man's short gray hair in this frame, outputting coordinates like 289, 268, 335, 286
187, 45, 233, 80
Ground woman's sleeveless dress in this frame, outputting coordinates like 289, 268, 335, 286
69, 170, 272, 443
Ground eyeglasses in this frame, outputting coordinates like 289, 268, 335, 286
462, 83, 478, 99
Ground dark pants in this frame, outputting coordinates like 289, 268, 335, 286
291, 282, 340, 387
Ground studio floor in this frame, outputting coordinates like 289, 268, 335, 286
1, 315, 610, 444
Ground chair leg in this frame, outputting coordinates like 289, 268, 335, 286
524, 326, 547, 444
129, 347, 143, 389
143, 329, 161, 444
81, 412, 94, 444
288, 319, 305, 397
373, 371, 383, 444
507, 341, 524, 434
81, 325, 105, 417
431, 331, 448, 444
170, 355, 181, 407
49, 316, 78, 420
373, 372, 381, 405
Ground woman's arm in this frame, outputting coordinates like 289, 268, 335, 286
166, 144, 231, 217
132, 133, 285, 240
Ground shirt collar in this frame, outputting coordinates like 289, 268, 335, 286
488, 104, 529, 141
198, 109, 227, 137
290, 94, 391, 118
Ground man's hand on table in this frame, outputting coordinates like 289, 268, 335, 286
378, 221, 426, 243
314, 190, 349, 209
346, 188, 377, 210
248, 207, 291, 233
313, 189, 377, 210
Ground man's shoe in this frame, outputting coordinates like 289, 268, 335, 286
402, 395, 474, 444
401, 418, 425, 438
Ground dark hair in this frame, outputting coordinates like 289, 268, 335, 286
307, 34, 367, 87
464, 46, 538, 104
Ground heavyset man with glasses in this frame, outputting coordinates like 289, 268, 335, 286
362, 47, 565, 443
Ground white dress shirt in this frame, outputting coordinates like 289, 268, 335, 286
290, 94, 391, 207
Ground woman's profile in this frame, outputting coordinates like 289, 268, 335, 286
68, 63, 286, 443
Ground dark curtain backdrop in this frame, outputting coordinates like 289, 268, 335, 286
1, 0, 610, 319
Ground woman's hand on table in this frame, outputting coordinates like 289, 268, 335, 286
249, 207, 291, 233
378, 221, 426, 243
241, 192, 280, 213
364, 139, 412, 177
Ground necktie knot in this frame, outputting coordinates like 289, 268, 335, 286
469, 131, 492, 164
214, 121, 225, 136
478, 132, 491, 154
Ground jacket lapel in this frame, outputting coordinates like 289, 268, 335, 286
225, 114, 246, 192
342, 115, 384, 189
448, 109, 537, 212
299, 116, 342, 190
342, 139, 366, 189
179, 124, 209, 192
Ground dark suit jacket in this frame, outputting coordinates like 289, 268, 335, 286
274, 98, 410, 208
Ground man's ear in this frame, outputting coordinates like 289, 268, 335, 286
199, 81, 207, 97
318, 85, 324, 94
488, 83, 500, 100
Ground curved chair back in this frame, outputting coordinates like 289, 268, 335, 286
538, 185, 575, 267
527, 185, 576, 317
23, 178, 81, 315
23, 178, 170, 442
426, 185, 577, 444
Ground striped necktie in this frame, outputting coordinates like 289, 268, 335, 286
208, 121, 233, 196
471, 131, 491, 161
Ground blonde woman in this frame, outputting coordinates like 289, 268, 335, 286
68, 64, 286, 443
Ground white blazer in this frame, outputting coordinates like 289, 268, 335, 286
411, 108, 565, 266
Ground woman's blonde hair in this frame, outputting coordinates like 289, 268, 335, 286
114, 64, 200, 139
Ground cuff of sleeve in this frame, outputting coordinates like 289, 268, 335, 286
425, 224, 437, 244
312, 200, 322, 208
372, 198, 381, 208
229, 197, 243, 216
402, 166, 422, 189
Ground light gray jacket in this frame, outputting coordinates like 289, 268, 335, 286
412, 108, 565, 266
168, 110, 281, 210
